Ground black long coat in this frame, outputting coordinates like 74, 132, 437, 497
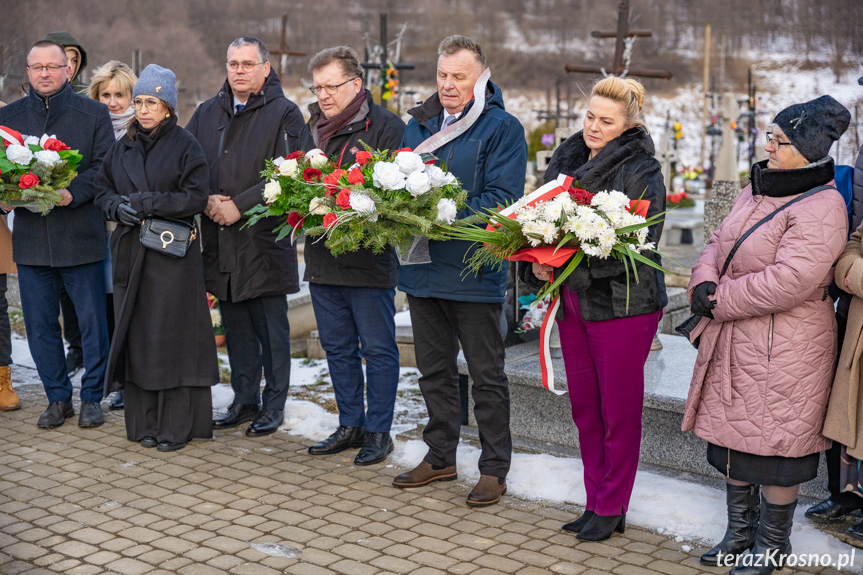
94, 116, 218, 392
539, 127, 667, 321
298, 91, 406, 288
186, 70, 305, 302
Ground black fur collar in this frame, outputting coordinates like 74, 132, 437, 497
750, 157, 835, 197
545, 127, 655, 189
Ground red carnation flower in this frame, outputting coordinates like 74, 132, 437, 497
568, 187, 594, 206
336, 189, 352, 210
355, 151, 373, 165
347, 168, 365, 185
18, 172, 40, 189
323, 212, 338, 228
42, 138, 70, 152
303, 168, 323, 183
286, 151, 304, 160
287, 211, 302, 227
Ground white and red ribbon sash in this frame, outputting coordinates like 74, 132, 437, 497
538, 295, 566, 395
0, 126, 25, 147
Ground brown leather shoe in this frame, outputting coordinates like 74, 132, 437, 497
392, 461, 457, 488
467, 475, 507, 507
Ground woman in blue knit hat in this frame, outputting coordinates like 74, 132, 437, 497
95, 64, 218, 452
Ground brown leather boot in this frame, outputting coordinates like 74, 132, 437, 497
467, 475, 507, 507
392, 461, 457, 488
0, 365, 20, 411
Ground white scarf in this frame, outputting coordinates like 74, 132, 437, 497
111, 107, 136, 140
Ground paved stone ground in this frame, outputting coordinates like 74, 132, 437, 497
0, 379, 844, 575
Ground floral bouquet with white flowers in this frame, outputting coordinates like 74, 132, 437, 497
444, 174, 669, 309
0, 126, 83, 214
244, 144, 468, 256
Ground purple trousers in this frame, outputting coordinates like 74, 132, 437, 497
557, 288, 661, 515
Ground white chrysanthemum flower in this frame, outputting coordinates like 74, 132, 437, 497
542, 199, 564, 222
263, 179, 281, 204
278, 158, 299, 177
405, 171, 432, 197
606, 190, 631, 210
436, 198, 458, 224
537, 221, 559, 244
522, 222, 544, 247
372, 161, 407, 191
635, 241, 656, 253
394, 151, 425, 174
597, 228, 617, 251
349, 192, 376, 215
210, 308, 222, 327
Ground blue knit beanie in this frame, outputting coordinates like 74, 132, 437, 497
772, 95, 850, 162
133, 64, 177, 110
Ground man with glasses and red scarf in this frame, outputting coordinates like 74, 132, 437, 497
187, 37, 304, 438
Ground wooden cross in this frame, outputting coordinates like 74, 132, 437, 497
565, 0, 672, 80
268, 14, 307, 82
535, 78, 579, 128
360, 14, 415, 106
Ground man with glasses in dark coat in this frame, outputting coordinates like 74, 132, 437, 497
187, 37, 304, 437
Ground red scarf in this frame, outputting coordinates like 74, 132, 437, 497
316, 88, 367, 153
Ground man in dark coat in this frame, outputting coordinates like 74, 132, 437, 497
0, 40, 113, 428
392, 35, 527, 506
297, 46, 406, 466
186, 37, 304, 437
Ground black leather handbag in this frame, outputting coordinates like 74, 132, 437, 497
139, 217, 197, 258
675, 184, 834, 349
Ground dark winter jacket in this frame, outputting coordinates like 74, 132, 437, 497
94, 115, 218, 392
299, 91, 406, 288
0, 82, 113, 267
186, 70, 305, 302
399, 81, 527, 303
532, 127, 667, 321
43, 32, 88, 92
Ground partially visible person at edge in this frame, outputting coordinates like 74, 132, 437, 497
805, 76, 863, 536
94, 64, 217, 452
87, 60, 137, 412
819, 79, 863, 543
392, 35, 526, 507
298, 46, 406, 466
525, 76, 666, 541
683, 96, 850, 575
0, 99, 15, 412
43, 32, 90, 377
187, 37, 304, 438
0, 40, 113, 428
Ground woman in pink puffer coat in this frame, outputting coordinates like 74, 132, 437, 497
683, 96, 850, 575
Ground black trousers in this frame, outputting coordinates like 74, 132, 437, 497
0, 274, 11, 366
408, 295, 512, 478
220, 295, 292, 411
124, 381, 212, 443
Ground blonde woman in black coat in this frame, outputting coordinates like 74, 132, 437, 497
95, 65, 217, 452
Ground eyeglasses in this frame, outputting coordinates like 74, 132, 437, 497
765, 133, 793, 149
27, 64, 65, 74
308, 78, 358, 96
133, 98, 162, 112
226, 61, 265, 73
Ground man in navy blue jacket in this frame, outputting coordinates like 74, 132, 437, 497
392, 35, 527, 506
0, 40, 113, 429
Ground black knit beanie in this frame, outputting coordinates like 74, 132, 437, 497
772, 95, 850, 163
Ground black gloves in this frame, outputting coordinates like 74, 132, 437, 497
691, 281, 717, 318
115, 195, 141, 226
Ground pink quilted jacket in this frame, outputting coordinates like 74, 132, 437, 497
682, 181, 847, 458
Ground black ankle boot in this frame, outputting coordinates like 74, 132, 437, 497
729, 499, 796, 575
575, 512, 625, 541
562, 510, 596, 533
701, 484, 760, 566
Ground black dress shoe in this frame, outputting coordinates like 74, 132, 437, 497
246, 409, 285, 437
308, 426, 367, 455
354, 432, 394, 466
576, 513, 626, 541
848, 520, 863, 540
140, 437, 157, 448
563, 510, 596, 533
804, 497, 863, 523
109, 391, 124, 410
37, 401, 75, 428
78, 401, 104, 427
213, 403, 260, 429
157, 440, 187, 452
